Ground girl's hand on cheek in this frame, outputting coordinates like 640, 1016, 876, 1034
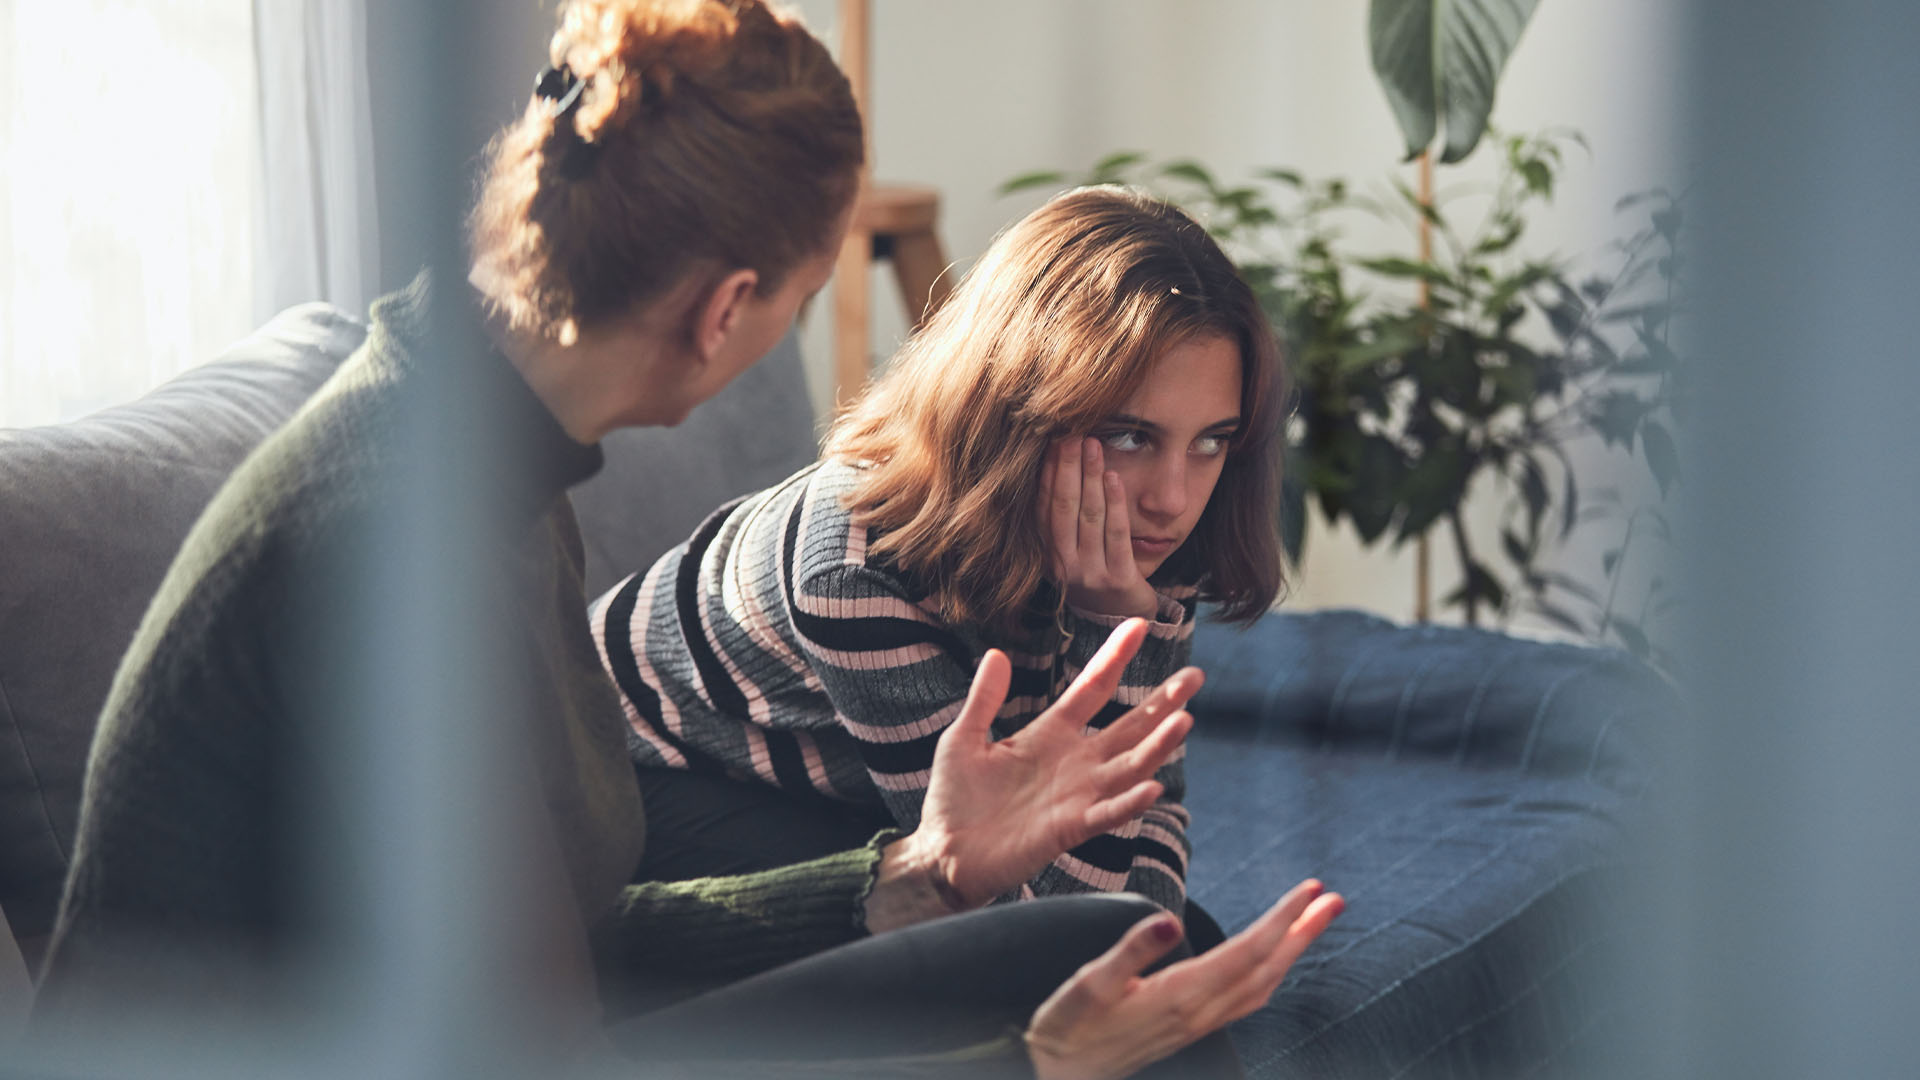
1039, 437, 1160, 621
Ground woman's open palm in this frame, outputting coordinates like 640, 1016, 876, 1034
915, 619, 1199, 908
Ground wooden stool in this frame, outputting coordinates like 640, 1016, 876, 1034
832, 182, 953, 407
830, 0, 953, 408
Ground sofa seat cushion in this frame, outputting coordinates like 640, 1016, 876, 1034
1184, 610, 1675, 1078
0, 303, 366, 970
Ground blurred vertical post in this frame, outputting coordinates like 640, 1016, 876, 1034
1670, 0, 1920, 1075
311, 2, 552, 1077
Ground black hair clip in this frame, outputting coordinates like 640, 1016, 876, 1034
534, 63, 600, 179
534, 63, 588, 117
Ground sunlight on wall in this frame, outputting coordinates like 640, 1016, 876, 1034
0, 0, 257, 429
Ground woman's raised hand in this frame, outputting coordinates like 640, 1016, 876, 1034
1041, 437, 1161, 621
908, 619, 1199, 912
1024, 879, 1346, 1080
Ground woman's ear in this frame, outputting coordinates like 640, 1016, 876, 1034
693, 268, 760, 364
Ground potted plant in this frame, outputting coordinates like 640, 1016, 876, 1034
1002, 135, 1683, 667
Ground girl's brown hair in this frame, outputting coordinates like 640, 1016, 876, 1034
468, 0, 862, 341
827, 186, 1289, 634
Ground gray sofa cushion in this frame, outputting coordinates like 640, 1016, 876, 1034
568, 331, 820, 598
0, 304, 366, 967
0, 306, 816, 975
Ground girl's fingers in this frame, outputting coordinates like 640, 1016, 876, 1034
1049, 438, 1083, 571
1038, 444, 1063, 576
1102, 471, 1135, 578
1077, 437, 1106, 567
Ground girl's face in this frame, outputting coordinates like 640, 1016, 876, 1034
1091, 333, 1243, 577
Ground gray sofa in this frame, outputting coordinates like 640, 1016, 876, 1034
0, 303, 1676, 1075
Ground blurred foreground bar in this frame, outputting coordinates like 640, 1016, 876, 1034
1673, 0, 1920, 1076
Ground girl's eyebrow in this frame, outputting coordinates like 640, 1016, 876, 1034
1107, 413, 1242, 433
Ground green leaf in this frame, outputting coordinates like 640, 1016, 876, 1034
1258, 167, 1306, 187
1611, 618, 1652, 658
1532, 599, 1588, 636
1614, 188, 1671, 213
1502, 528, 1530, 567
1556, 450, 1579, 539
1590, 391, 1648, 450
1281, 447, 1310, 564
1092, 150, 1147, 176
1538, 570, 1603, 606
998, 170, 1066, 196
1357, 256, 1453, 286
1602, 302, 1672, 329
1334, 329, 1424, 373
1444, 561, 1508, 613
1396, 442, 1468, 542
1392, 178, 1448, 228
1349, 436, 1407, 544
1519, 455, 1549, 535
1368, 0, 1544, 163
1642, 421, 1680, 497
1159, 160, 1218, 189
1519, 159, 1553, 197
1474, 216, 1524, 255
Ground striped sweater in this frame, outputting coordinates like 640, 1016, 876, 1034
590, 458, 1196, 911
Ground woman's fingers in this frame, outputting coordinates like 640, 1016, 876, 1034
1082, 778, 1166, 837
1213, 891, 1345, 1025
1160, 879, 1327, 996
1038, 619, 1148, 733
1060, 911, 1187, 1019
946, 649, 1011, 753
1091, 710, 1192, 793
1095, 667, 1204, 752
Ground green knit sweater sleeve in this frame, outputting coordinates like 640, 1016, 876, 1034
591, 831, 899, 981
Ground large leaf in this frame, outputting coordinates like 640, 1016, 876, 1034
1369, 0, 1543, 163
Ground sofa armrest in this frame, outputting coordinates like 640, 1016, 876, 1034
1188, 609, 1679, 795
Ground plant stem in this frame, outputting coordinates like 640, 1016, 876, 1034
1414, 150, 1435, 623
1449, 509, 1479, 626
1598, 511, 1639, 639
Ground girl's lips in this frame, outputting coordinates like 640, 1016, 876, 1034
1131, 536, 1177, 553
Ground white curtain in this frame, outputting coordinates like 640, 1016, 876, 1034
251, 0, 379, 325
0, 0, 376, 430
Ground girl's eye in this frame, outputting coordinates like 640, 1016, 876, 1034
1100, 430, 1149, 453
1193, 434, 1232, 457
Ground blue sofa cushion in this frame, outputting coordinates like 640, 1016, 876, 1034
1185, 610, 1676, 1078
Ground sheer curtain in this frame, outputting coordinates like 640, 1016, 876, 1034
0, 0, 375, 430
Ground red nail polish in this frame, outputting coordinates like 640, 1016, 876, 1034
1152, 917, 1181, 943
1327, 896, 1346, 918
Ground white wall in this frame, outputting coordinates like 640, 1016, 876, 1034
782, 0, 1681, 630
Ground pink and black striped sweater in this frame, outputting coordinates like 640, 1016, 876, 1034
589, 458, 1196, 911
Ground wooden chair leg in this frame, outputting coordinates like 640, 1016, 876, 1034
887, 226, 953, 330
833, 226, 872, 410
